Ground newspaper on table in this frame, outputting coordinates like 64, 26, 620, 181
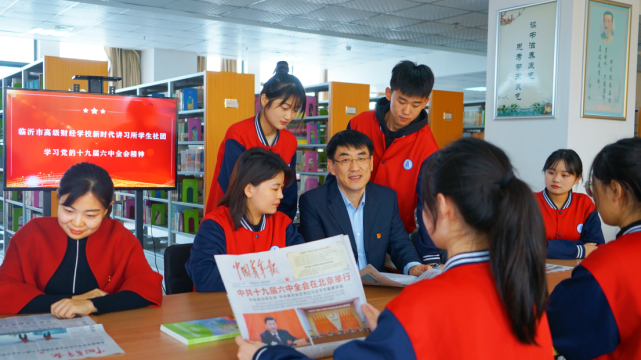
359, 264, 442, 287
0, 314, 95, 335
216, 235, 370, 359
0, 315, 123, 359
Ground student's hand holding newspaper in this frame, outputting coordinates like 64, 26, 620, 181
361, 303, 381, 331
236, 336, 264, 360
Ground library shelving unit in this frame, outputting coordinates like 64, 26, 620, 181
115, 71, 254, 274
287, 81, 369, 222
0, 56, 108, 261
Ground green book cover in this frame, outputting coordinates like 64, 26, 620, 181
160, 316, 239, 345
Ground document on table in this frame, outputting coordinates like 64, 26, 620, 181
0, 314, 95, 335
0, 324, 124, 360
216, 235, 370, 359
360, 264, 442, 287
546, 263, 575, 273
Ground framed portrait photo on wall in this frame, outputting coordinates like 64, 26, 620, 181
581, 0, 631, 120
494, 0, 558, 119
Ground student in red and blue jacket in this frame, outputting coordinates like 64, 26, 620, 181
535, 149, 604, 259
347, 61, 441, 266
236, 138, 553, 360
548, 137, 641, 359
187, 148, 304, 292
205, 61, 305, 219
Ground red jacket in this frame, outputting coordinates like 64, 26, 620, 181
0, 217, 163, 315
206, 116, 298, 218
348, 111, 439, 234
581, 230, 641, 359
387, 261, 553, 358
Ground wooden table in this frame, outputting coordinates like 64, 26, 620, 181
89, 286, 403, 360
2, 260, 577, 360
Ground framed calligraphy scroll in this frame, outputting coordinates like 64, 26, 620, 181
581, 0, 631, 120
494, 1, 558, 119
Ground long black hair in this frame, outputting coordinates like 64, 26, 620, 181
218, 148, 292, 230
591, 137, 641, 206
542, 149, 583, 179
58, 162, 114, 216
259, 61, 306, 115
421, 138, 547, 344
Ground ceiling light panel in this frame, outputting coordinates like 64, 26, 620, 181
249, 0, 325, 16
276, 17, 339, 31
305, 6, 376, 22
398, 22, 460, 34
108, 0, 175, 6
162, 1, 237, 16
341, 0, 421, 13
431, 0, 489, 12
224, 8, 288, 23
354, 14, 424, 29
392, 4, 470, 21
437, 12, 488, 28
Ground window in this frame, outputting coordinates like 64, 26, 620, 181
260, 61, 321, 87
0, 36, 34, 63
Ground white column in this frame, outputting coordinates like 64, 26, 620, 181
246, 60, 261, 94
485, 0, 639, 240
140, 48, 198, 83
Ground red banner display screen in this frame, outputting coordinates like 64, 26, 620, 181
4, 89, 177, 189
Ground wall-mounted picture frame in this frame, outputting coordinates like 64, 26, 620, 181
581, 0, 631, 120
494, 0, 558, 119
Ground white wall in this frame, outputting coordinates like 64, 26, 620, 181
485, 0, 639, 241
37, 40, 59, 59
328, 50, 487, 92
141, 48, 197, 83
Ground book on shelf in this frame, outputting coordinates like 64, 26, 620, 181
295, 150, 304, 172
160, 316, 240, 345
187, 118, 202, 141
178, 148, 204, 173
171, 207, 202, 234
306, 123, 319, 145
182, 88, 198, 110
304, 151, 318, 172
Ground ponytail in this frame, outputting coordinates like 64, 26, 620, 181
421, 138, 547, 344
260, 61, 306, 116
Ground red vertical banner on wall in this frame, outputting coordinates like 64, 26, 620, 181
4, 89, 177, 189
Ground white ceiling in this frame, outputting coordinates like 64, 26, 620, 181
0, 0, 490, 69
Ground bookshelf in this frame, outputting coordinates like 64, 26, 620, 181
115, 70, 254, 273
0, 56, 109, 260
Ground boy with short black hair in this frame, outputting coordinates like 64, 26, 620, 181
347, 60, 441, 265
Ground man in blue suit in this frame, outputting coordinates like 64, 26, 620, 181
299, 130, 429, 276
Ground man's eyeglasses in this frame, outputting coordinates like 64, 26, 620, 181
331, 157, 371, 166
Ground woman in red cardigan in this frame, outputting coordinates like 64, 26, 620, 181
0, 162, 163, 317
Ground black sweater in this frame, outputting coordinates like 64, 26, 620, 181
19, 237, 153, 315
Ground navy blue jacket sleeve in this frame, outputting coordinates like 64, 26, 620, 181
547, 210, 606, 259
580, 210, 605, 245
547, 264, 619, 360
185, 219, 227, 292
298, 192, 327, 242
387, 191, 422, 272
217, 139, 246, 194
285, 222, 305, 247
278, 153, 298, 220
253, 309, 416, 360
415, 155, 442, 264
